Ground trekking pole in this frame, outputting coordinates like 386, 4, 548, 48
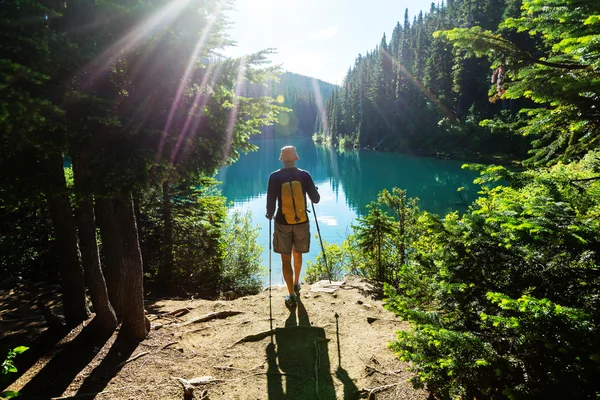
311, 202, 331, 284
269, 218, 273, 331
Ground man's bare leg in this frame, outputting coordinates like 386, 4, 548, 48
293, 250, 302, 287
281, 253, 295, 295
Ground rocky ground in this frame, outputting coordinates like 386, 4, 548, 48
0, 278, 427, 399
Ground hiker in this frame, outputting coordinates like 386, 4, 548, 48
266, 145, 320, 308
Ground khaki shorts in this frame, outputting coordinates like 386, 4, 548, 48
273, 222, 310, 254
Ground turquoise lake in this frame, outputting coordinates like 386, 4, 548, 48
218, 136, 481, 284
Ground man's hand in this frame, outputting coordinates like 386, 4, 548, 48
265, 213, 272, 220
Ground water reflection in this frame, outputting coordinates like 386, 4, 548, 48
218, 136, 479, 216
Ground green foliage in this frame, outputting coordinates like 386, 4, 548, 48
1, 346, 28, 399
437, 0, 600, 166
386, 154, 600, 398
139, 178, 227, 297
220, 209, 263, 296
353, 202, 396, 282
304, 241, 347, 284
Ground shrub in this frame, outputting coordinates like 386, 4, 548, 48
304, 241, 347, 284
220, 209, 264, 295
385, 156, 600, 399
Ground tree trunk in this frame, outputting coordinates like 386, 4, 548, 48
96, 194, 149, 341
132, 193, 149, 274
96, 197, 125, 322
161, 180, 174, 288
73, 154, 118, 334
45, 152, 90, 327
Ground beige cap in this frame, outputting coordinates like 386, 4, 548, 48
279, 146, 300, 162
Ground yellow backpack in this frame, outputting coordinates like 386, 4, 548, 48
281, 179, 307, 224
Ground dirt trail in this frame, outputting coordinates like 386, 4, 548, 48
1, 278, 427, 399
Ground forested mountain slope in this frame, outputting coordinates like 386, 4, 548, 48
317, 0, 531, 160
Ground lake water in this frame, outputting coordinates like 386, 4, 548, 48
218, 136, 481, 284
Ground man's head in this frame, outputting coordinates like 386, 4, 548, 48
279, 146, 299, 167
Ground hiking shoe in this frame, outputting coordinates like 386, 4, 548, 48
294, 283, 301, 295
284, 294, 297, 308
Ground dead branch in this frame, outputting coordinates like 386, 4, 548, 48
181, 310, 244, 326
213, 363, 264, 372
357, 383, 401, 399
365, 366, 402, 377
173, 377, 195, 400
116, 351, 150, 368
162, 341, 179, 350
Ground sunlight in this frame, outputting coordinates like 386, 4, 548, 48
381, 48, 457, 122
169, 64, 218, 164
223, 55, 248, 162
311, 78, 329, 138
158, 0, 227, 163
81, 0, 192, 89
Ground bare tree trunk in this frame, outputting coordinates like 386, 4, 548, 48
45, 152, 90, 327
73, 154, 118, 334
132, 193, 149, 275
96, 197, 125, 322
96, 194, 149, 341
161, 180, 174, 288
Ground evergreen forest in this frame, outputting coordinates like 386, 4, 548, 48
243, 71, 336, 137
317, 0, 533, 160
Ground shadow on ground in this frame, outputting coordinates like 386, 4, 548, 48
266, 298, 358, 400
16, 319, 128, 400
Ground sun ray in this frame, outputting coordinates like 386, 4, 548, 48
311, 78, 329, 140
169, 63, 217, 164
223, 55, 248, 163
157, 0, 227, 163
381, 49, 456, 122
80, 0, 191, 90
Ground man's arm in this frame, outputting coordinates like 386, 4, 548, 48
266, 174, 276, 219
306, 173, 320, 204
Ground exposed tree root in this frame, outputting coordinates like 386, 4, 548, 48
162, 341, 179, 350
116, 351, 150, 368
180, 310, 243, 326
173, 377, 195, 400
167, 307, 193, 317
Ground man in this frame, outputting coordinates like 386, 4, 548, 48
266, 146, 320, 308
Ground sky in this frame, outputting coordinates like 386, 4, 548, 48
224, 0, 435, 85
